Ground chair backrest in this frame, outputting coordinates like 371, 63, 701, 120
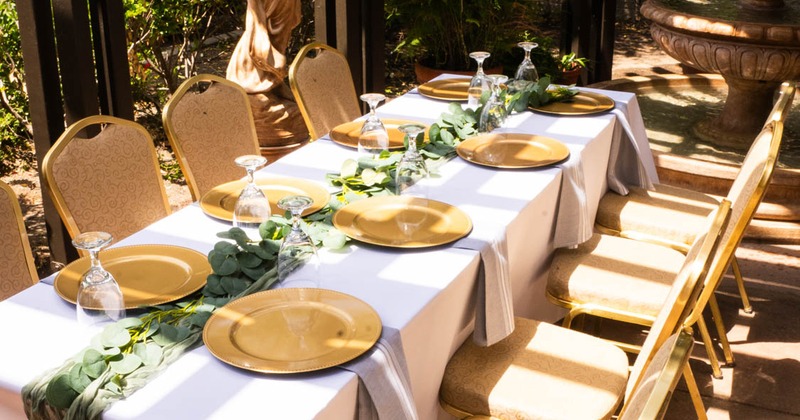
0, 181, 37, 300
766, 82, 796, 125
686, 120, 784, 327
163, 74, 261, 201
618, 330, 694, 420
42, 115, 171, 243
624, 199, 732, 402
288, 43, 361, 140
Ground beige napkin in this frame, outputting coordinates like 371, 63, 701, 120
552, 97, 657, 249
608, 106, 656, 194
454, 227, 515, 347
553, 156, 592, 249
338, 326, 419, 420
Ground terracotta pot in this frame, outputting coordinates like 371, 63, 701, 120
556, 67, 583, 85
414, 61, 505, 84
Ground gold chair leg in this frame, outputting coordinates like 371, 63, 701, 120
683, 364, 708, 420
731, 256, 753, 313
708, 295, 735, 366
561, 310, 576, 329
696, 317, 723, 379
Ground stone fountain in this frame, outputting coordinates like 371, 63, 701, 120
641, 0, 800, 148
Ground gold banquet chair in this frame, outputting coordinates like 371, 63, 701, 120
618, 330, 695, 420
163, 74, 261, 201
595, 82, 796, 313
546, 120, 785, 380
42, 115, 171, 244
288, 43, 361, 140
439, 200, 731, 420
0, 180, 38, 301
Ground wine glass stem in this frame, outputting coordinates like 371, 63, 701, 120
476, 59, 484, 74
524, 50, 531, 61
246, 167, 255, 185
88, 249, 102, 271
291, 211, 303, 236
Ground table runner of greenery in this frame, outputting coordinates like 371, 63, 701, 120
22, 77, 571, 419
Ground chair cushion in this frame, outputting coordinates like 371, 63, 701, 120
440, 317, 629, 420
547, 233, 686, 317
595, 184, 720, 246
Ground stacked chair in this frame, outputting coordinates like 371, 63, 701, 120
595, 82, 796, 314
0, 180, 38, 301
42, 115, 171, 244
163, 74, 262, 201
439, 199, 731, 419
288, 43, 361, 140
545, 83, 793, 383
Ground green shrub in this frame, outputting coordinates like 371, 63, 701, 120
0, 1, 34, 175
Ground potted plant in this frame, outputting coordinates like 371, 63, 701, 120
386, 0, 546, 83
556, 52, 588, 85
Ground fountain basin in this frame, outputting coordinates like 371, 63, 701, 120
592, 74, 800, 242
641, 0, 800, 148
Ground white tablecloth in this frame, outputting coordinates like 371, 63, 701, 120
0, 85, 652, 419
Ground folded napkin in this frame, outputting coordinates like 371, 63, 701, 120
607, 98, 658, 194
552, 158, 592, 249
338, 327, 419, 420
453, 227, 515, 347
551, 95, 658, 249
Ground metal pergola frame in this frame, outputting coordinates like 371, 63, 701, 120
16, 0, 615, 264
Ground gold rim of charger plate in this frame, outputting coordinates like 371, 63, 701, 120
530, 91, 615, 115
329, 119, 430, 150
200, 178, 330, 222
332, 196, 473, 248
417, 78, 470, 101
54, 244, 210, 309
203, 288, 382, 374
456, 133, 570, 168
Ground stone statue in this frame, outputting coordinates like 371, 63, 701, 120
226, 0, 309, 151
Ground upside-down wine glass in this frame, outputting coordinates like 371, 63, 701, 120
511, 41, 539, 91
233, 154, 270, 240
359, 93, 389, 155
277, 195, 321, 287
479, 74, 510, 133
468, 51, 491, 108
73, 231, 126, 327
394, 123, 429, 196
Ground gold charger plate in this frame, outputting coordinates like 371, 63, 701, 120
203, 288, 381, 374
530, 91, 615, 115
54, 245, 210, 309
332, 196, 473, 248
418, 78, 470, 101
329, 119, 429, 150
200, 178, 330, 222
456, 133, 570, 168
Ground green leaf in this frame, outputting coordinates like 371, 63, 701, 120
237, 252, 263, 268
186, 311, 212, 328
45, 374, 80, 409
116, 317, 143, 330
241, 265, 267, 281
110, 353, 143, 375
100, 323, 131, 348
82, 349, 107, 379
133, 342, 163, 366
322, 230, 348, 249
340, 159, 359, 178
221, 276, 250, 294
204, 274, 226, 296
213, 241, 239, 256
215, 255, 239, 276
67, 364, 91, 394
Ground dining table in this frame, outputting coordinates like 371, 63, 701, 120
0, 75, 657, 419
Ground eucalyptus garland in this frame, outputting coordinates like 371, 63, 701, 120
23, 76, 578, 419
